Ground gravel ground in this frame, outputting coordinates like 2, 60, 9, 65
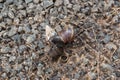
0, 0, 120, 80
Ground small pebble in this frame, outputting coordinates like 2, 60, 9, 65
0, 0, 3, 2
0, 3, 3, 9
23, 25, 31, 33
19, 10, 27, 17
88, 72, 96, 80
73, 4, 81, 12
55, 25, 62, 32
33, 0, 40, 3
8, 26, 17, 36
74, 73, 80, 79
26, 34, 36, 43
18, 45, 26, 53
8, 10, 15, 19
6, 0, 14, 4
6, 18, 12, 25
114, 71, 120, 77
105, 42, 117, 50
17, 4, 24, 9
38, 41, 44, 49
25, 0, 32, 4
101, 63, 113, 72
0, 22, 5, 28
1, 73, 7, 78
9, 56, 16, 62
43, 0, 53, 9
102, 35, 111, 43
64, 0, 70, 5
14, 18, 20, 25
0, 14, 3, 21
1, 46, 11, 53
54, 0, 63, 6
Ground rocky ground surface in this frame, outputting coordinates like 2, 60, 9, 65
0, 0, 120, 80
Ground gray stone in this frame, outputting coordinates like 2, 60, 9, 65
37, 67, 44, 75
55, 25, 62, 32
50, 8, 58, 16
0, 22, 5, 28
0, 3, 3, 9
81, 7, 90, 14
23, 25, 31, 33
63, 6, 67, 14
14, 63, 23, 71
8, 26, 17, 36
18, 26, 23, 32
32, 29, 39, 34
28, 2, 35, 9
4, 63, 11, 73
88, 72, 96, 80
10, 77, 18, 80
8, 10, 15, 19
91, 5, 98, 12
6, 0, 14, 4
0, 0, 3, 2
43, 0, 53, 9
101, 63, 113, 71
17, 56, 24, 64
1, 73, 7, 78
1, 46, 11, 53
105, 43, 117, 50
115, 71, 120, 77
6, 18, 12, 25
64, 0, 70, 5
19, 10, 27, 17
25, 0, 32, 4
117, 46, 120, 53
67, 3, 72, 8
104, 0, 114, 10
45, 68, 52, 74
22, 34, 30, 40
54, 0, 63, 6
17, 4, 24, 9
33, 0, 40, 3
9, 56, 16, 62
17, 72, 26, 79
40, 22, 47, 28
74, 73, 80, 79
36, 4, 43, 12
18, 45, 26, 53
73, 4, 81, 12
2, 11, 8, 17
38, 41, 44, 49
0, 14, 3, 21
2, 31, 8, 37
103, 35, 111, 43
32, 52, 36, 59
26, 34, 36, 43
14, 18, 20, 25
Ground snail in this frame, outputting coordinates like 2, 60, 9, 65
48, 26, 74, 61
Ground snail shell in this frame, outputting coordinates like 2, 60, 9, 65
58, 27, 74, 43
50, 27, 74, 48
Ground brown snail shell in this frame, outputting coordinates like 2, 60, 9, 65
58, 27, 74, 43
